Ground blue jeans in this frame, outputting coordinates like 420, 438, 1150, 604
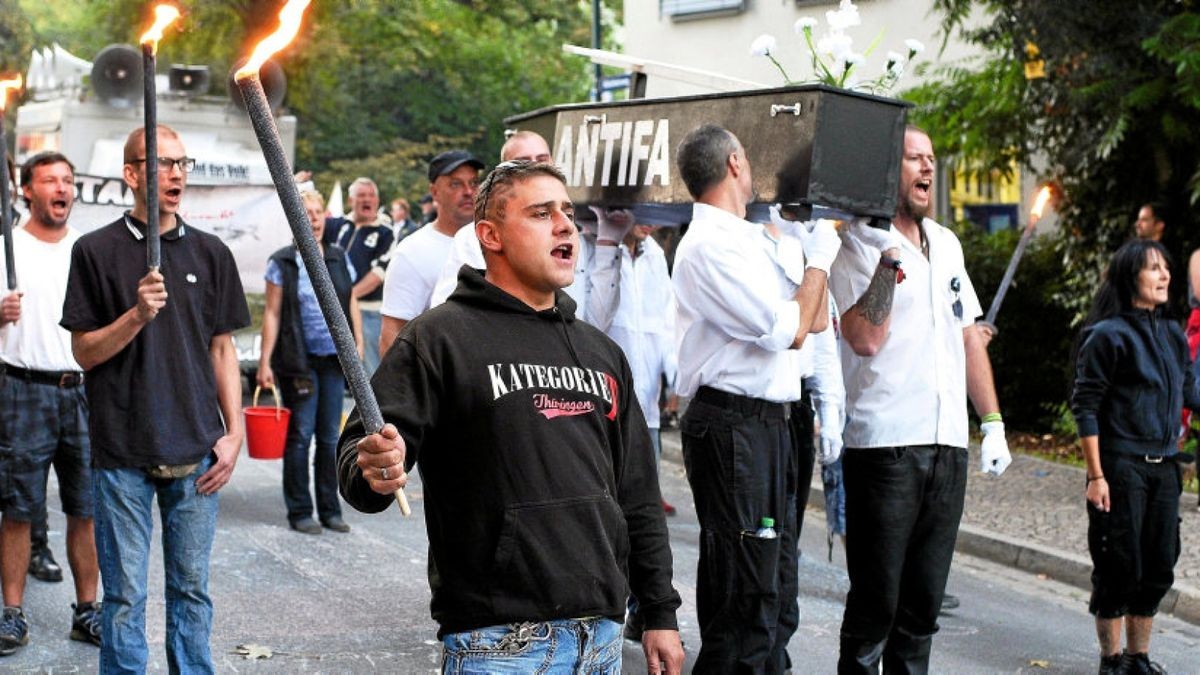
94, 455, 219, 675
281, 355, 344, 524
361, 308, 382, 376
441, 618, 622, 674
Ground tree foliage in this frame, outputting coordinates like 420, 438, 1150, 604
11, 0, 618, 202
908, 1, 1200, 320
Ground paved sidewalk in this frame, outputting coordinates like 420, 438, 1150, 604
661, 431, 1200, 625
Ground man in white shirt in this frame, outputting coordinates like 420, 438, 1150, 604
588, 217, 677, 491
0, 152, 100, 655
427, 131, 598, 315
378, 150, 483, 355
828, 126, 1011, 674
672, 124, 841, 673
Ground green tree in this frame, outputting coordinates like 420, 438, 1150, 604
12, 0, 619, 202
910, 1, 1200, 320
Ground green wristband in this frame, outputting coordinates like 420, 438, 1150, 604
981, 412, 1003, 424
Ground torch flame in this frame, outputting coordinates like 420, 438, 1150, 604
0, 75, 22, 112
235, 0, 311, 81
140, 5, 182, 54
1030, 185, 1053, 223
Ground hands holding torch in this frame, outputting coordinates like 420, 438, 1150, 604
234, 0, 410, 516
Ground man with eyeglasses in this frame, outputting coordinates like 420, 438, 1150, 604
340, 160, 684, 674
379, 150, 483, 355
60, 125, 249, 673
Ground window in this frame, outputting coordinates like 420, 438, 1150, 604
661, 0, 746, 21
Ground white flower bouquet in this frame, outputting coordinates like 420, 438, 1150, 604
750, 0, 923, 94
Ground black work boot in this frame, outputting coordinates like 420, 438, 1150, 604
1124, 651, 1167, 674
28, 547, 63, 583
1098, 652, 1125, 674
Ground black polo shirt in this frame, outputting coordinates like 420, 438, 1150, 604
61, 214, 250, 469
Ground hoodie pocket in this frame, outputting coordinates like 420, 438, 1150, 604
490, 495, 629, 618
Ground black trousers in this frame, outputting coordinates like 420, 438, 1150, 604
838, 445, 968, 675
682, 387, 802, 674
1088, 454, 1182, 618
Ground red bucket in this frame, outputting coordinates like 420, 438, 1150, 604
244, 385, 290, 460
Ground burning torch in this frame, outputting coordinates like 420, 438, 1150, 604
0, 75, 22, 291
234, 0, 411, 516
977, 185, 1054, 337
139, 4, 181, 271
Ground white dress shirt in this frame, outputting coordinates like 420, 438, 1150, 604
673, 203, 806, 403
800, 294, 845, 431
828, 217, 982, 449
428, 222, 596, 314
588, 236, 677, 429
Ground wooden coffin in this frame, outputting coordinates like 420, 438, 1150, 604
504, 84, 910, 224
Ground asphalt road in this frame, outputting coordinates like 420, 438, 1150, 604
15, 436, 1200, 674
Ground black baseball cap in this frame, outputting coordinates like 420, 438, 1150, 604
428, 150, 484, 182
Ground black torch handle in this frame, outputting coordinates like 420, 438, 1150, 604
143, 44, 160, 271
0, 126, 15, 290
237, 75, 409, 516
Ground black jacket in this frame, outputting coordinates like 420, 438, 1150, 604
1072, 309, 1200, 457
267, 244, 354, 379
338, 267, 681, 637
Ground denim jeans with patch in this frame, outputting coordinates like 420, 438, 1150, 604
94, 454, 219, 674
441, 618, 622, 674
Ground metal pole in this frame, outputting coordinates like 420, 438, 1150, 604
591, 0, 602, 101
0, 125, 14, 289
235, 74, 410, 516
978, 219, 1037, 336
142, 43, 160, 270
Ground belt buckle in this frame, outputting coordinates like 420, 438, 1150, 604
1144, 454, 1164, 464
58, 373, 80, 388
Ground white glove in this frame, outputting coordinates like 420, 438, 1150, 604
799, 219, 842, 273
817, 403, 843, 465
768, 204, 806, 238
980, 420, 1012, 476
848, 218, 903, 254
587, 206, 634, 243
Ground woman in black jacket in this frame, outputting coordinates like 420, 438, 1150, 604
258, 190, 362, 534
1072, 238, 1199, 675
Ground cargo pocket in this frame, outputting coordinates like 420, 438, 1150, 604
490, 495, 629, 618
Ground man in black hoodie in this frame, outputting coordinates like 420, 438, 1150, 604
338, 161, 685, 674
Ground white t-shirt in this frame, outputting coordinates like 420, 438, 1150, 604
0, 226, 84, 371
828, 218, 982, 449
429, 223, 486, 309
380, 223, 456, 321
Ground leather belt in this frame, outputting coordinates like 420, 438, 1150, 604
695, 386, 791, 420
0, 363, 84, 388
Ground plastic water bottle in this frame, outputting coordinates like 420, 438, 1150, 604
755, 517, 777, 539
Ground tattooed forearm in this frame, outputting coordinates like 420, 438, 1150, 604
854, 263, 897, 326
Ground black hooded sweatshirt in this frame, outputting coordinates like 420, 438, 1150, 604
338, 266, 681, 638
1072, 308, 1200, 457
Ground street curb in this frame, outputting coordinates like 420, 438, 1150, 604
803, 475, 1200, 627
660, 430, 1200, 626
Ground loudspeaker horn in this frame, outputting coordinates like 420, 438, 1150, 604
169, 65, 211, 96
91, 44, 143, 108
227, 58, 286, 113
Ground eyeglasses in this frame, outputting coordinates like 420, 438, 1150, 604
132, 157, 196, 173
444, 177, 482, 192
477, 160, 529, 222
